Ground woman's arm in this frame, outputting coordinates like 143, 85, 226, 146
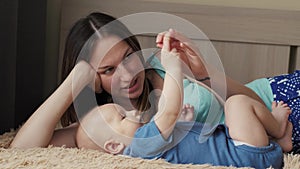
200, 64, 264, 104
49, 123, 79, 147
156, 29, 264, 105
10, 61, 97, 148
153, 33, 183, 140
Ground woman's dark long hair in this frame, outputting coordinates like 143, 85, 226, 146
60, 12, 152, 126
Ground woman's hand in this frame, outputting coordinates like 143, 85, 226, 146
157, 29, 266, 105
73, 61, 102, 93
156, 29, 208, 80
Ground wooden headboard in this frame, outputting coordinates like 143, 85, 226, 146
60, 0, 300, 83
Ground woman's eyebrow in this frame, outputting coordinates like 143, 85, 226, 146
97, 47, 132, 70
122, 47, 132, 59
98, 65, 110, 70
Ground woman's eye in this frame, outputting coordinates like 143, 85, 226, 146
124, 52, 134, 60
104, 67, 114, 74
123, 52, 137, 65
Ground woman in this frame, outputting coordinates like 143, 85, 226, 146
11, 12, 153, 148
10, 12, 296, 152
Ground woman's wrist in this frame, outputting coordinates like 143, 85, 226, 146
71, 62, 95, 90
196, 76, 210, 82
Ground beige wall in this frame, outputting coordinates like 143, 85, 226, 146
144, 0, 300, 11
58, 0, 300, 83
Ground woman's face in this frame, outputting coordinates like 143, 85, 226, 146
90, 35, 145, 104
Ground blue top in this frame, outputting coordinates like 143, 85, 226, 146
123, 121, 282, 169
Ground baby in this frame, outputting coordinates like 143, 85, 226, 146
75, 100, 292, 169
75, 103, 195, 151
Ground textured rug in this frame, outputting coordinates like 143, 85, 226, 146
0, 130, 299, 169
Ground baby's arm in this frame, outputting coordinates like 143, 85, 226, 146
153, 33, 183, 139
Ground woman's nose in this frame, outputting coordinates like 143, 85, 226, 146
116, 64, 134, 81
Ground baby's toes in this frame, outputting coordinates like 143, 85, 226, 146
286, 109, 292, 115
278, 101, 285, 106
181, 109, 187, 115
272, 101, 277, 109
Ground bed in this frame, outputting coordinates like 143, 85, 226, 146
2, 0, 299, 169
0, 130, 299, 168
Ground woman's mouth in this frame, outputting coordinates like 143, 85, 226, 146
127, 78, 139, 93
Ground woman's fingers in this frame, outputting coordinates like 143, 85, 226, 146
156, 30, 180, 48
78, 60, 103, 93
156, 31, 168, 48
94, 73, 102, 93
180, 42, 196, 55
157, 29, 196, 54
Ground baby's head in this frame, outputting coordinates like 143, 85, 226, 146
75, 103, 142, 154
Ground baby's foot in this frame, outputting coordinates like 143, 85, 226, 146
179, 104, 194, 122
271, 101, 291, 138
275, 122, 293, 153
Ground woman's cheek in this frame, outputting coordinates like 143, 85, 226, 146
128, 58, 145, 74
110, 78, 120, 92
100, 76, 114, 93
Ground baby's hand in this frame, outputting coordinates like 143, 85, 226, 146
178, 104, 195, 122
160, 32, 182, 73
125, 110, 142, 123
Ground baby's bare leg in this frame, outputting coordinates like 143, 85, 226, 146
225, 95, 290, 147
178, 104, 194, 122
